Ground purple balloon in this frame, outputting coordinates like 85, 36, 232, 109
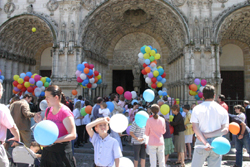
194, 78, 200, 85
201, 79, 207, 86
29, 78, 35, 84
14, 87, 20, 92
148, 72, 153, 78
126, 125, 131, 135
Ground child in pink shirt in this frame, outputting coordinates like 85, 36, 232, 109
117, 95, 125, 108
145, 104, 166, 167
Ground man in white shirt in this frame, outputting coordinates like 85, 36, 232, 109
190, 85, 229, 167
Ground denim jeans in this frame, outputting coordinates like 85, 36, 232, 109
235, 133, 250, 167
191, 137, 221, 167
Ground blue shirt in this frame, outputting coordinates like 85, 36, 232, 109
93, 105, 103, 120
90, 133, 122, 166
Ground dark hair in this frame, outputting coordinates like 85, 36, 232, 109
202, 85, 215, 100
234, 104, 245, 113
150, 104, 160, 119
171, 105, 180, 113
218, 94, 225, 101
163, 96, 168, 101
183, 104, 190, 110
97, 97, 103, 103
78, 95, 83, 100
45, 85, 62, 100
127, 104, 132, 109
30, 141, 40, 148
61, 92, 67, 105
110, 93, 117, 101
84, 100, 90, 106
133, 102, 138, 106
10, 96, 20, 105
23, 94, 32, 99
93, 96, 98, 103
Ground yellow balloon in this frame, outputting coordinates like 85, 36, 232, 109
24, 82, 30, 88
155, 53, 161, 60
169, 115, 174, 122
160, 104, 170, 115
157, 82, 163, 88
157, 66, 163, 69
143, 53, 150, 59
81, 85, 87, 88
145, 46, 151, 53
190, 90, 196, 96
150, 50, 156, 56
41, 77, 46, 83
32, 27, 36, 32
97, 75, 102, 79
13, 75, 19, 81
176, 98, 180, 104
17, 78, 24, 84
153, 71, 159, 77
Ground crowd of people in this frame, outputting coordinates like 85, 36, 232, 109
0, 82, 250, 167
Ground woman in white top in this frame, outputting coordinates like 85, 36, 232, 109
73, 101, 84, 147
82, 100, 91, 143
234, 104, 246, 122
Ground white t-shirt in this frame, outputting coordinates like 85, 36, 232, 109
99, 108, 110, 117
73, 108, 82, 126
238, 113, 246, 122
190, 101, 229, 133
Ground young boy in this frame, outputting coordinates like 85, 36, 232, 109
86, 117, 122, 167
30, 141, 41, 158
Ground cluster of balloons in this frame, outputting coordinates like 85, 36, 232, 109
158, 89, 167, 98
138, 45, 167, 89
0, 70, 4, 83
76, 62, 102, 89
12, 72, 51, 97
189, 78, 207, 101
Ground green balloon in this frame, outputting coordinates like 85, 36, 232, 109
149, 56, 155, 62
80, 107, 87, 116
44, 82, 50, 87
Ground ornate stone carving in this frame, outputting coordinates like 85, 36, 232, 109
217, 0, 228, 8
171, 0, 186, 7
47, 0, 59, 16
68, 22, 75, 54
27, 0, 35, 4
4, 2, 15, 18
26, 4, 34, 13
59, 23, 66, 54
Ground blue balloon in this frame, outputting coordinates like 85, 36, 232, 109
148, 45, 153, 50
157, 76, 162, 81
161, 78, 166, 84
88, 69, 93, 76
0, 76, 2, 80
77, 64, 85, 72
152, 48, 157, 53
20, 73, 26, 79
131, 99, 138, 105
162, 91, 167, 96
180, 107, 183, 113
83, 78, 89, 85
143, 89, 155, 102
195, 95, 200, 100
135, 111, 149, 128
1, 75, 5, 80
36, 81, 43, 88
123, 108, 126, 114
106, 102, 114, 112
26, 72, 32, 78
145, 59, 150, 65
35, 91, 41, 97
40, 92, 45, 97
211, 137, 231, 155
34, 120, 59, 146
158, 68, 164, 76
46, 78, 51, 83
158, 90, 163, 96
97, 79, 102, 84
140, 46, 146, 54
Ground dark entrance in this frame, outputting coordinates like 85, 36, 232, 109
221, 71, 244, 100
40, 70, 52, 78
112, 70, 134, 93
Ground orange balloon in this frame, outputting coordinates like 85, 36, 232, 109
94, 77, 98, 83
152, 60, 157, 64
145, 67, 151, 73
32, 91, 35, 96
13, 90, 18, 94
17, 84, 23, 89
84, 68, 89, 74
72, 90, 77, 96
229, 122, 240, 135
85, 105, 92, 114
190, 84, 198, 92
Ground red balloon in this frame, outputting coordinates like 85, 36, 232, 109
27, 87, 34, 93
150, 115, 153, 118
141, 69, 147, 75
87, 83, 92, 88
89, 64, 94, 69
13, 81, 18, 87
24, 76, 30, 82
151, 83, 157, 89
21, 87, 26, 92
87, 75, 93, 79
84, 63, 89, 68
143, 63, 148, 68
151, 77, 157, 83
169, 124, 174, 134
189, 84, 192, 90
116, 86, 124, 95
161, 72, 166, 78
94, 71, 99, 76
18, 92, 22, 96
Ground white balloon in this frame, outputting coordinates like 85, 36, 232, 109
150, 63, 156, 68
145, 77, 151, 84
92, 83, 97, 88
80, 73, 86, 80
200, 86, 204, 92
34, 88, 41, 94
41, 86, 45, 91
162, 87, 167, 92
131, 91, 137, 99
89, 78, 95, 83
112, 157, 133, 167
110, 114, 128, 133
0, 79, 2, 83
138, 52, 144, 58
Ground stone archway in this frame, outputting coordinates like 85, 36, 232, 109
79, 0, 189, 94
0, 14, 57, 103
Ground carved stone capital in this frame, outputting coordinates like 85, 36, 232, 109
4, 2, 15, 18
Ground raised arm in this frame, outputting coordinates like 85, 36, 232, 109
86, 117, 110, 138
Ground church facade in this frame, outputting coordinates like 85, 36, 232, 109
0, 0, 250, 104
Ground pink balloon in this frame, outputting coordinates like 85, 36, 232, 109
201, 79, 207, 86
34, 75, 41, 82
77, 77, 83, 83
124, 91, 132, 100
89, 64, 94, 69
75, 70, 81, 77
198, 92, 203, 98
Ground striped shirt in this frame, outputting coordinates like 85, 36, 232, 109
130, 121, 145, 145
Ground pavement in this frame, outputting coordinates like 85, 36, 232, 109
73, 141, 250, 167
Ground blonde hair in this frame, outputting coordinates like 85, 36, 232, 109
119, 95, 125, 101
100, 102, 107, 108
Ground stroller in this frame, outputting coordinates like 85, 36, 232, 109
9, 141, 40, 167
